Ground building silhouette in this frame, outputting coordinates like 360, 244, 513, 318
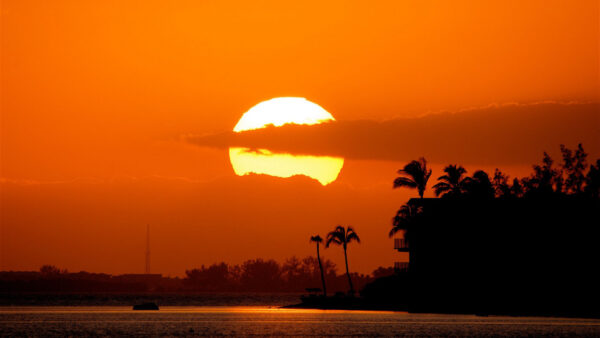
402, 197, 600, 317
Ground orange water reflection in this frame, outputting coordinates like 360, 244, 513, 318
0, 306, 401, 315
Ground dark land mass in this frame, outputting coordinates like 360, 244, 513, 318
287, 197, 600, 318
287, 144, 600, 318
0, 292, 302, 307
0, 257, 391, 306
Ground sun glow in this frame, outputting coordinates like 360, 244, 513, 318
229, 147, 344, 186
233, 97, 335, 132
230, 97, 343, 185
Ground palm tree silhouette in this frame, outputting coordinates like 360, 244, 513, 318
310, 235, 327, 297
326, 225, 360, 295
432, 164, 469, 197
463, 170, 495, 198
389, 204, 423, 244
394, 157, 432, 198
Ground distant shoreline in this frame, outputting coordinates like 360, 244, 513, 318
0, 292, 302, 307
282, 302, 600, 319
282, 302, 406, 312
282, 296, 600, 319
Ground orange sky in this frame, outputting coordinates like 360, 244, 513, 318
1, 0, 599, 276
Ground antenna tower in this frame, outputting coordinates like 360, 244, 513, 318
145, 224, 150, 274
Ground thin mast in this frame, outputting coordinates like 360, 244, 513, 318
145, 225, 150, 274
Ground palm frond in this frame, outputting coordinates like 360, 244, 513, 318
393, 177, 417, 189
432, 182, 451, 196
310, 235, 322, 243
346, 232, 360, 243
326, 227, 345, 248
436, 174, 451, 182
325, 235, 342, 248
423, 168, 433, 183
433, 164, 470, 197
394, 158, 431, 197
346, 226, 360, 243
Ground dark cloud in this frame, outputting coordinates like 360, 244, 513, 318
187, 102, 600, 165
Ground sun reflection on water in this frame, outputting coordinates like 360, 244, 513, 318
229, 147, 344, 185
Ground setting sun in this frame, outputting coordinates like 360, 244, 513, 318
233, 97, 335, 132
230, 97, 343, 184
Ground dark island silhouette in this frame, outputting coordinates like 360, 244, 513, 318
0, 257, 384, 306
288, 143, 600, 318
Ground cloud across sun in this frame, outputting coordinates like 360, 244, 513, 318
233, 97, 335, 132
229, 97, 343, 185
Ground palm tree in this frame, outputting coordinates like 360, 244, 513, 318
463, 170, 495, 198
310, 235, 327, 297
394, 157, 432, 198
432, 164, 469, 198
389, 204, 422, 244
326, 225, 360, 295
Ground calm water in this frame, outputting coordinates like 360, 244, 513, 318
1, 306, 600, 337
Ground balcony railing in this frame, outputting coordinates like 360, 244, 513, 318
394, 238, 409, 251
394, 262, 409, 273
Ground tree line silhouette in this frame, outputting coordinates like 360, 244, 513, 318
390, 144, 599, 240
183, 254, 381, 293
0, 258, 392, 294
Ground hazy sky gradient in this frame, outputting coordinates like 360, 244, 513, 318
1, 0, 598, 275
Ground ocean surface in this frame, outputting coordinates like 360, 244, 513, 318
2, 306, 600, 337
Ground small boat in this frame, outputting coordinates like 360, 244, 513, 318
133, 302, 159, 310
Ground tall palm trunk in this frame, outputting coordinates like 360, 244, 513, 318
343, 245, 354, 295
316, 242, 326, 297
